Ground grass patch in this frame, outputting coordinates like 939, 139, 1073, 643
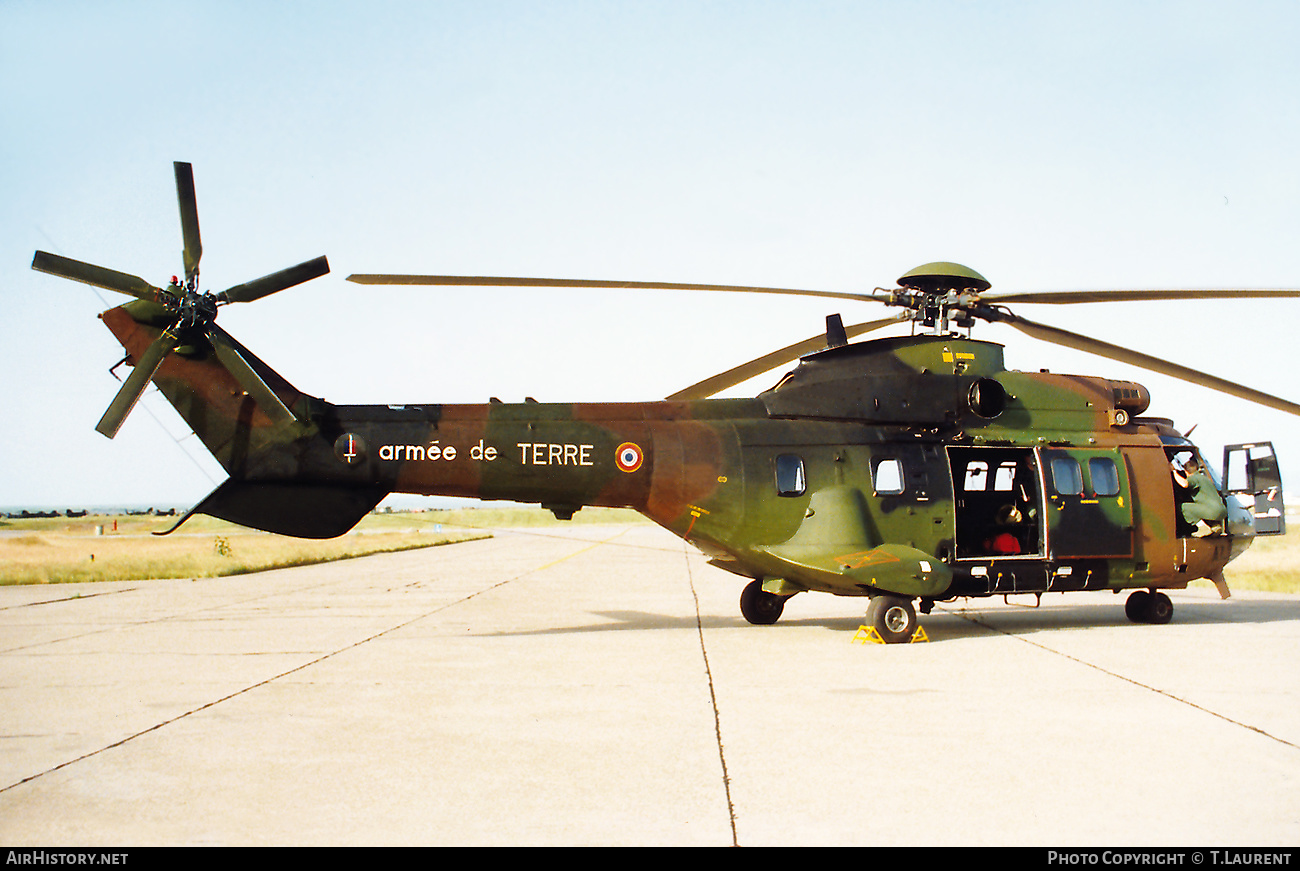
411, 506, 648, 530
0, 506, 647, 586
0, 524, 486, 585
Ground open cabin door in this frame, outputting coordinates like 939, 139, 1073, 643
948, 447, 1043, 560
1223, 442, 1286, 535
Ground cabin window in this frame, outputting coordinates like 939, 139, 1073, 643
963, 460, 989, 491
1051, 457, 1083, 495
873, 458, 905, 495
1089, 457, 1120, 496
993, 461, 1018, 492
774, 454, 806, 497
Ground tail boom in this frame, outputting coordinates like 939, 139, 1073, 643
100, 303, 737, 537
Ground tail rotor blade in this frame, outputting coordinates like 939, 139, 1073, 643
32, 251, 165, 302
95, 329, 180, 438
220, 256, 330, 303
207, 326, 297, 426
174, 162, 202, 283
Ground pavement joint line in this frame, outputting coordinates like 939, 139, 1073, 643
0, 529, 637, 657
0, 528, 636, 795
0, 575, 379, 655
527, 529, 631, 573
944, 605, 1300, 752
682, 544, 739, 847
0, 587, 140, 611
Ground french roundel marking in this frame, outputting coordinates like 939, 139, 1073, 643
615, 442, 644, 473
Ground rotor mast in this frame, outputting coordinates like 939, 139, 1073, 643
888, 261, 995, 337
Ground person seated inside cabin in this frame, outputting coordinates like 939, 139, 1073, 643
982, 504, 1024, 555
1171, 456, 1227, 537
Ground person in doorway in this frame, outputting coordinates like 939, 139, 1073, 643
1171, 456, 1227, 537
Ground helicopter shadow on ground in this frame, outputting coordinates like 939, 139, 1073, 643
931, 592, 1300, 641
476, 610, 777, 637
472, 608, 1003, 641
471, 593, 1300, 642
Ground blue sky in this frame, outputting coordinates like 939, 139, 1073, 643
4, 0, 1300, 509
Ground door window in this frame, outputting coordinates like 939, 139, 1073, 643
1050, 457, 1083, 495
1089, 457, 1120, 496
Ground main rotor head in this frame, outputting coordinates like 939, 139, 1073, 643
886, 261, 996, 336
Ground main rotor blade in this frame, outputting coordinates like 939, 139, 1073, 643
997, 311, 1300, 417
668, 314, 905, 401
174, 161, 202, 283
220, 255, 330, 303
206, 326, 297, 426
32, 251, 165, 301
96, 329, 180, 438
347, 273, 891, 305
989, 288, 1300, 305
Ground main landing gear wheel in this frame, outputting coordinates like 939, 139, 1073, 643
867, 595, 918, 643
1125, 589, 1173, 624
740, 580, 787, 625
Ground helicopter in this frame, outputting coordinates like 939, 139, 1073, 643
31, 162, 1296, 642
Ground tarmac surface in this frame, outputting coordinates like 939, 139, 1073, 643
2, 522, 1299, 847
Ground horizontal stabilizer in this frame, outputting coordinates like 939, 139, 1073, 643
159, 479, 391, 539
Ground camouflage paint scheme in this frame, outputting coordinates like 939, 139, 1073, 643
101, 298, 1260, 619
36, 164, 1290, 641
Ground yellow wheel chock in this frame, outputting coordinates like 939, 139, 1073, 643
852, 624, 929, 644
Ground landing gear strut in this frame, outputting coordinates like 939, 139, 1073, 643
1125, 589, 1173, 624
740, 580, 788, 625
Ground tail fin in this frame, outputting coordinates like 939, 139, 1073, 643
34, 163, 380, 537
103, 303, 392, 537
102, 303, 314, 473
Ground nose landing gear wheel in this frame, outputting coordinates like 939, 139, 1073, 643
1125, 589, 1173, 624
1124, 590, 1150, 623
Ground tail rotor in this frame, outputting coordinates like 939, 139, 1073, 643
32, 162, 330, 437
